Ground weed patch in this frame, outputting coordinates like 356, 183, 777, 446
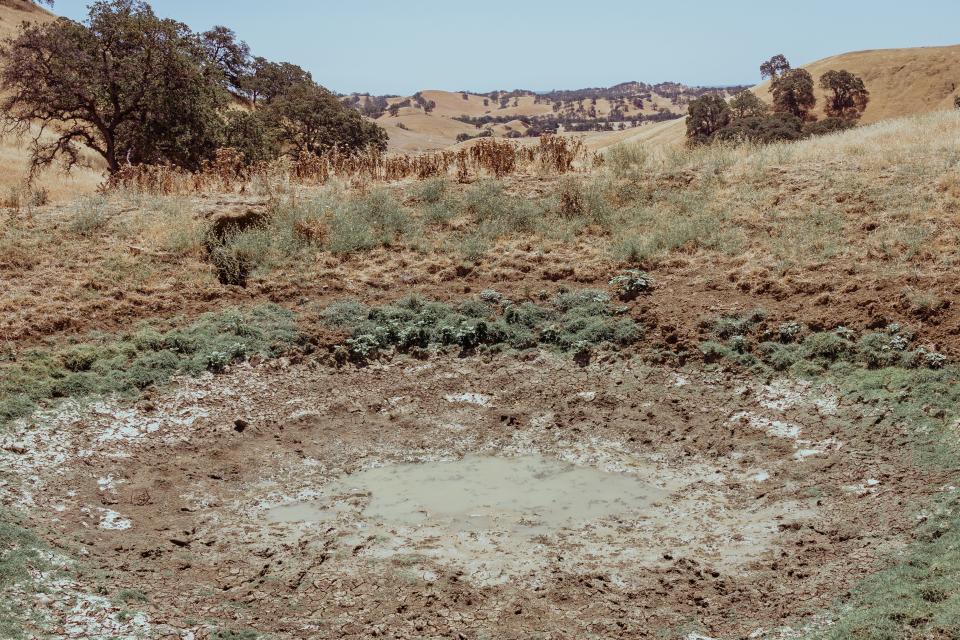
0, 305, 298, 425
320, 290, 640, 362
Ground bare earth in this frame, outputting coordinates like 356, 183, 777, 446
5, 350, 939, 639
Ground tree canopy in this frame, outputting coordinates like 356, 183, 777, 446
685, 94, 731, 144
770, 69, 816, 121
0, 0, 228, 173
819, 70, 869, 120
760, 54, 791, 81
729, 90, 768, 119
0, 0, 388, 175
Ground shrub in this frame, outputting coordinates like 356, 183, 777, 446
319, 290, 641, 362
609, 269, 654, 300
713, 113, 805, 144
68, 196, 110, 236
463, 180, 539, 233
605, 144, 648, 180
410, 177, 448, 204
328, 188, 412, 254
804, 116, 855, 137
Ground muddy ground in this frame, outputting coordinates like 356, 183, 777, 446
2, 350, 942, 639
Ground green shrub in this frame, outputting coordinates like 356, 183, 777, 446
68, 196, 110, 236
609, 269, 654, 300
410, 177, 448, 204
464, 180, 540, 233
605, 143, 648, 180
320, 290, 642, 362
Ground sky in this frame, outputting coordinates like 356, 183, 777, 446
51, 1, 960, 96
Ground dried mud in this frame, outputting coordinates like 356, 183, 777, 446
2, 352, 940, 639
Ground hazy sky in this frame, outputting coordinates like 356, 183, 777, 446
51, 1, 960, 95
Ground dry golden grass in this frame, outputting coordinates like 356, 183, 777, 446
756, 44, 960, 124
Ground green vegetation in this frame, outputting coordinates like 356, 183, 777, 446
212, 629, 259, 640
700, 317, 946, 375
328, 188, 414, 254
609, 269, 654, 300
820, 70, 870, 120
687, 56, 866, 145
700, 314, 960, 638
0, 513, 50, 639
320, 290, 640, 362
818, 488, 960, 640
0, 305, 298, 424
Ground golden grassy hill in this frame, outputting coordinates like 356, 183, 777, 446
0, 0, 53, 40
0, 0, 103, 202
756, 44, 960, 124
600, 44, 960, 154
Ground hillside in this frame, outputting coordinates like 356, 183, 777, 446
755, 44, 960, 124
359, 83, 738, 152
0, 0, 53, 40
0, 0, 103, 201
592, 44, 960, 154
6, 108, 960, 638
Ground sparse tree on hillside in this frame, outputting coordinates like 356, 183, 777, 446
0, 0, 229, 173
388, 103, 401, 117
729, 90, 768, 119
819, 70, 869, 120
760, 54, 791, 80
771, 69, 816, 121
685, 94, 731, 144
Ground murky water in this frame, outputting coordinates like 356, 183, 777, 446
265, 455, 670, 535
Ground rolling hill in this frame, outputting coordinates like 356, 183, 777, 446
756, 44, 960, 124
600, 44, 960, 153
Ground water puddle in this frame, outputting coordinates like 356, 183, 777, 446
265, 454, 670, 536
262, 454, 814, 585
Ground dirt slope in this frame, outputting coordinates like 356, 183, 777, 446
0, 0, 53, 40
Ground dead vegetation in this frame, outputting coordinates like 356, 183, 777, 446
103, 135, 595, 196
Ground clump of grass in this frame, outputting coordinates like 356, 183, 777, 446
553, 176, 612, 227
320, 289, 640, 363
464, 180, 541, 234
68, 196, 111, 236
412, 177, 459, 227
0, 304, 298, 425
605, 143, 648, 180
328, 188, 413, 254
409, 177, 448, 204
0, 512, 49, 639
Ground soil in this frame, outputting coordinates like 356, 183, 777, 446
2, 351, 941, 639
